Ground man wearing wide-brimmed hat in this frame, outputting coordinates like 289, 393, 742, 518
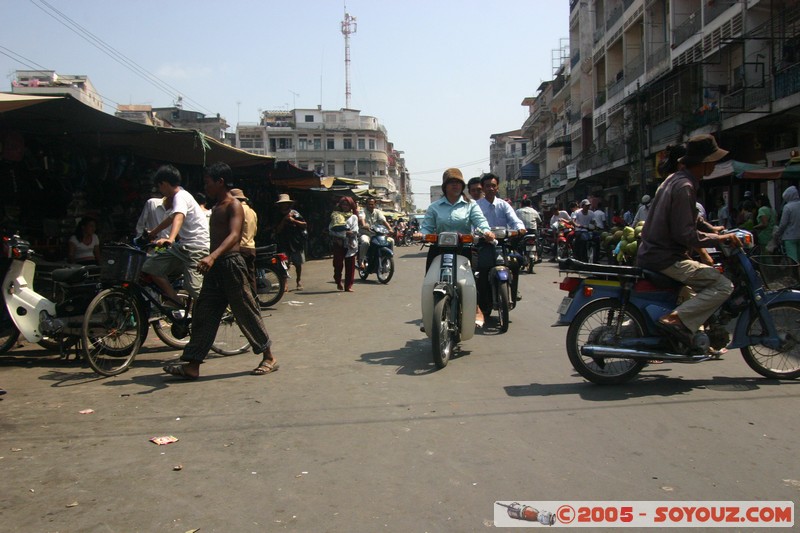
274, 193, 307, 291
638, 134, 742, 345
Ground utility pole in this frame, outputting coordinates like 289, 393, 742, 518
341, 7, 357, 109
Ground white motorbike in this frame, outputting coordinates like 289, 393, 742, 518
420, 232, 478, 368
1, 234, 99, 355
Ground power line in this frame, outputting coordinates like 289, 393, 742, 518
29, 0, 214, 115
0, 46, 48, 71
412, 156, 490, 176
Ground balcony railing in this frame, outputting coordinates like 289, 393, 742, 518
704, 0, 734, 26
775, 62, 800, 100
595, 89, 607, 107
673, 9, 701, 48
594, 26, 606, 45
648, 43, 669, 72
607, 76, 625, 98
625, 54, 644, 82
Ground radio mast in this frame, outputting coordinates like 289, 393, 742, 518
341, 7, 357, 109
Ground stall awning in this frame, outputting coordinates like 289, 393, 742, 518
0, 93, 275, 168
740, 163, 800, 180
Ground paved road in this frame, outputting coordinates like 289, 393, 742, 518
1, 246, 799, 531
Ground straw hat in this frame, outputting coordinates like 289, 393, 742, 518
275, 193, 295, 204
229, 188, 249, 202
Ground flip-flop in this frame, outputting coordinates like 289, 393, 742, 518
251, 361, 279, 376
163, 364, 198, 380
656, 319, 694, 345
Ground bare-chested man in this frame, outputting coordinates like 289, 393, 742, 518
162, 162, 278, 380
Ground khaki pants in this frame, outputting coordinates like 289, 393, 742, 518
660, 259, 733, 333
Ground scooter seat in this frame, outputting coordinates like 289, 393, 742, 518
559, 257, 643, 278
51, 265, 99, 284
641, 269, 684, 290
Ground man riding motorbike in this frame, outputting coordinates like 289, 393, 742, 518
476, 173, 525, 303
571, 199, 598, 262
637, 134, 742, 344
359, 198, 394, 270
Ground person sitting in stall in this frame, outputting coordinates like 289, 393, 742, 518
67, 216, 101, 265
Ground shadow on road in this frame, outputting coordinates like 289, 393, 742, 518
359, 338, 472, 375
503, 374, 797, 402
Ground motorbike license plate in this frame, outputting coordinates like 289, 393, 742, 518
525, 245, 535, 251
557, 296, 573, 315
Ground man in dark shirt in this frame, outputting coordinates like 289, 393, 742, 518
637, 134, 741, 342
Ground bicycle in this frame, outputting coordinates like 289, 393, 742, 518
82, 243, 250, 376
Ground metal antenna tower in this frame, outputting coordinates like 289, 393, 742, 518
341, 7, 357, 109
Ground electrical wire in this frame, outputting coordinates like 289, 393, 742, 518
28, 0, 214, 115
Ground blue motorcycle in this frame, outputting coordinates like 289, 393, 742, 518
554, 229, 800, 384
358, 225, 395, 284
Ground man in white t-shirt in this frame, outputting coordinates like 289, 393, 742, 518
571, 199, 597, 262
142, 164, 210, 302
358, 198, 393, 267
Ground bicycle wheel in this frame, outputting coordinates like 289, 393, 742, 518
152, 290, 191, 349
256, 266, 286, 308
82, 288, 144, 376
211, 309, 251, 356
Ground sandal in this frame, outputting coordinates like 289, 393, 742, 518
656, 317, 694, 345
251, 360, 280, 376
163, 364, 198, 380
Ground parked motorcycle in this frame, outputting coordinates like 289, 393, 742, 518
1, 233, 99, 355
554, 229, 800, 384
358, 225, 395, 284
421, 232, 478, 368
254, 244, 289, 308
542, 220, 575, 260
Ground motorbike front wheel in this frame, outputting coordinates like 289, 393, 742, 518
431, 294, 455, 369
557, 242, 569, 260
256, 266, 286, 309
566, 299, 647, 384
376, 256, 394, 284
741, 302, 800, 379
82, 289, 145, 376
497, 283, 510, 333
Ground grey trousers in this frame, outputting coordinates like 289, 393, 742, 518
660, 258, 733, 333
181, 253, 271, 363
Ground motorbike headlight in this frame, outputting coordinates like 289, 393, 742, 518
494, 228, 507, 239
437, 232, 458, 247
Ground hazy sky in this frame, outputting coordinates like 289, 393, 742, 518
0, 0, 569, 208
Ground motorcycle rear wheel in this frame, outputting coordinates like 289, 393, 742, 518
741, 302, 800, 379
431, 294, 455, 369
256, 266, 286, 309
376, 256, 394, 284
566, 299, 647, 384
211, 309, 251, 356
526, 255, 534, 273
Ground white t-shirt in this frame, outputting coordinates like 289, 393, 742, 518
136, 198, 169, 239
69, 234, 99, 262
168, 188, 210, 249
572, 209, 595, 227
593, 209, 607, 229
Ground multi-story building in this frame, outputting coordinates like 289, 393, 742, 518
10, 70, 103, 111
236, 107, 410, 209
488, 130, 529, 199
519, 0, 800, 218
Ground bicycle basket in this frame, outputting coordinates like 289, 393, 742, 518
100, 245, 147, 283
750, 255, 800, 291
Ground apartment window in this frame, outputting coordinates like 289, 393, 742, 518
270, 138, 293, 151
298, 138, 308, 150
327, 163, 336, 176
313, 138, 322, 150
357, 138, 366, 150
369, 139, 375, 150
650, 80, 677, 125
327, 138, 335, 150
304, 115, 314, 122
343, 137, 353, 150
